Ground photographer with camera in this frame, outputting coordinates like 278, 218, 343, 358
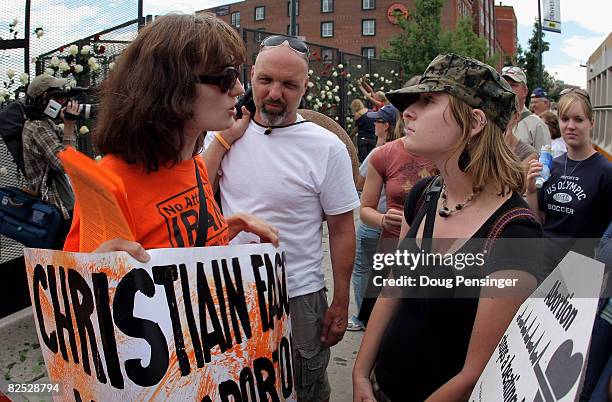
22, 74, 79, 248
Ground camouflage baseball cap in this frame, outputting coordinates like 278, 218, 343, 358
386, 53, 517, 132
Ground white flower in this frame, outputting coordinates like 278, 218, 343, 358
58, 61, 70, 72
50, 56, 60, 67
365, 73, 370, 78
337, 64, 343, 69
332, 71, 338, 77
306, 95, 312, 101
109, 62, 116, 71
346, 73, 351, 78
35, 28, 44, 38
334, 96, 340, 102
68, 45, 78, 56
334, 116, 338, 121
332, 87, 338, 93
327, 93, 333, 100
326, 80, 332, 86
6, 69, 15, 79
44, 68, 54, 76
79, 126, 90, 135
74, 64, 83, 73
346, 117, 351, 121
92, 63, 100, 71
68, 79, 77, 88
374, 73, 379, 78
357, 64, 362, 69
394, 73, 399, 77
327, 103, 331, 108
308, 69, 313, 75
313, 104, 319, 110
347, 91, 352, 96
94, 155, 102, 162
324, 85, 329, 91
390, 70, 395, 74
380, 87, 385, 91
19, 73, 29, 84
320, 90, 326, 97
81, 45, 91, 55
307, 81, 314, 88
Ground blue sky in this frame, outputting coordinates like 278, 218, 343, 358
3, 0, 608, 88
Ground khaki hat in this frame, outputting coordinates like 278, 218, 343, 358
386, 53, 517, 131
26, 74, 68, 98
501, 66, 527, 85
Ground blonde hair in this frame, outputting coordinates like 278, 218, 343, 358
375, 91, 388, 103
447, 96, 525, 195
350, 98, 365, 114
392, 113, 404, 142
558, 93, 593, 121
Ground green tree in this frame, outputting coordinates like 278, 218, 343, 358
381, 0, 443, 78
439, 17, 496, 65
518, 20, 550, 92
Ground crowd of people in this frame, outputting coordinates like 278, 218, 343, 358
16, 11, 611, 402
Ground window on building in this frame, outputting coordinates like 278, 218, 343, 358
286, 24, 300, 35
321, 48, 334, 63
230, 11, 241, 27
362, 47, 376, 59
321, 0, 334, 13
362, 0, 375, 10
321, 21, 334, 38
255, 6, 265, 21
255, 28, 266, 43
287, 0, 300, 17
362, 19, 376, 36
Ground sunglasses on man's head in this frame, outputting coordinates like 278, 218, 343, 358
559, 87, 590, 101
197, 66, 240, 93
260, 35, 309, 56
375, 118, 386, 124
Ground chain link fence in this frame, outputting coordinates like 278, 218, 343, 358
0, 0, 142, 263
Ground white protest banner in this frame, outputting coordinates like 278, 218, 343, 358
543, 0, 562, 33
469, 251, 604, 402
24, 243, 295, 401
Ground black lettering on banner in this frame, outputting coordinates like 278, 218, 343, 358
197, 262, 227, 363
225, 258, 252, 343
73, 388, 95, 402
279, 336, 293, 397
152, 265, 190, 376
275, 252, 290, 319
67, 269, 107, 383
92, 273, 124, 389
240, 366, 257, 401
113, 269, 169, 387
47, 265, 79, 363
219, 380, 242, 401
251, 255, 271, 332
179, 263, 205, 368
254, 357, 280, 402
264, 254, 278, 330
33, 264, 58, 353
212, 260, 232, 348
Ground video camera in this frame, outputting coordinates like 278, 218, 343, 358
41, 87, 97, 120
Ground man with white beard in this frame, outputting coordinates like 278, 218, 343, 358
203, 36, 359, 402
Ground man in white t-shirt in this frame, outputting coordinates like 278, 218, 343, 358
203, 36, 359, 402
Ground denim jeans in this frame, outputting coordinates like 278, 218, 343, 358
580, 313, 612, 402
351, 222, 381, 325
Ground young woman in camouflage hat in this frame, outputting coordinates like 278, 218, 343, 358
353, 53, 543, 401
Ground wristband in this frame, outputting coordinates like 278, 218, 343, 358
215, 133, 231, 151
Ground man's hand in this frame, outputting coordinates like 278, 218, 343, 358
218, 106, 251, 145
60, 100, 79, 126
227, 212, 280, 247
320, 298, 349, 347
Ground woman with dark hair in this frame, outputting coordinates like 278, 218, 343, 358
353, 54, 542, 401
64, 13, 278, 254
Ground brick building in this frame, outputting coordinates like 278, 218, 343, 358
200, 0, 507, 59
494, 4, 518, 59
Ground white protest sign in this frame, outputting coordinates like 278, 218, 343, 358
24, 243, 295, 401
470, 252, 604, 402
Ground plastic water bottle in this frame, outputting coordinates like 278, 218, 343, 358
535, 145, 553, 188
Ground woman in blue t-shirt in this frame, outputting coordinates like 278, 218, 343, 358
526, 89, 612, 264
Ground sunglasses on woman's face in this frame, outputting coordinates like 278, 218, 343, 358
260, 35, 309, 56
559, 87, 590, 101
197, 66, 240, 93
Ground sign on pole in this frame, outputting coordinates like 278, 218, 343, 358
469, 252, 604, 402
24, 244, 296, 401
543, 0, 562, 33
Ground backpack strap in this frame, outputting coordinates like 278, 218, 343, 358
483, 207, 536, 252
413, 175, 440, 217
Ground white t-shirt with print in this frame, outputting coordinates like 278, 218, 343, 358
219, 115, 360, 297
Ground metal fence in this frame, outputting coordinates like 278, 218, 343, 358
240, 28, 404, 133
0, 0, 142, 263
